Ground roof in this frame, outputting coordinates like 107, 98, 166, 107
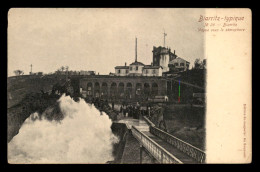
153, 46, 168, 51
115, 66, 129, 69
169, 57, 190, 64
130, 61, 145, 66
143, 65, 162, 69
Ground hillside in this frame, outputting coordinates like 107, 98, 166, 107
176, 69, 206, 88
7, 75, 69, 142
7, 75, 66, 108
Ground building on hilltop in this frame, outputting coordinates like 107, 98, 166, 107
128, 61, 145, 76
114, 38, 164, 77
142, 65, 163, 77
152, 46, 177, 73
168, 57, 190, 72
115, 62, 163, 77
115, 64, 129, 76
114, 35, 190, 77
79, 35, 201, 102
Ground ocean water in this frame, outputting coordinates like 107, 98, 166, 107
8, 94, 118, 164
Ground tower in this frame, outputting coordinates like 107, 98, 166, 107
152, 32, 177, 73
163, 30, 167, 47
135, 37, 137, 62
152, 47, 169, 72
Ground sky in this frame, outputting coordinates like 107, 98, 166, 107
8, 8, 205, 76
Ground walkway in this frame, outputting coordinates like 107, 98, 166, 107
116, 117, 201, 164
116, 118, 149, 130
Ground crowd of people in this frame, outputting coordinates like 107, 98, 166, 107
84, 96, 167, 131
86, 97, 153, 119
118, 102, 151, 119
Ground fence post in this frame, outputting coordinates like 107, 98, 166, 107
140, 145, 143, 164
161, 150, 164, 163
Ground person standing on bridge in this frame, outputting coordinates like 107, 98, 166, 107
129, 105, 133, 117
112, 100, 114, 110
158, 106, 167, 132
147, 105, 151, 118
123, 104, 126, 117
133, 105, 137, 119
125, 105, 128, 117
140, 105, 145, 117
136, 102, 141, 119
119, 105, 123, 118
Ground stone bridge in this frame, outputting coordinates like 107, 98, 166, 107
116, 117, 206, 164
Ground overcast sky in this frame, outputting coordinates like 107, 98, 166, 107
8, 8, 205, 76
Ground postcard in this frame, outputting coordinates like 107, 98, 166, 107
7, 8, 252, 164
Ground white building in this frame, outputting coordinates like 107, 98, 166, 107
128, 61, 145, 76
114, 63, 163, 77
115, 65, 129, 76
168, 57, 190, 72
142, 65, 163, 76
114, 37, 190, 76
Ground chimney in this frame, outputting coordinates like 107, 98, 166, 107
174, 50, 176, 55
151, 62, 153, 66
125, 62, 127, 66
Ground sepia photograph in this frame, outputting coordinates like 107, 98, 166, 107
7, 8, 251, 164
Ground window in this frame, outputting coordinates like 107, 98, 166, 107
126, 70, 129, 74
180, 63, 184, 66
130, 67, 132, 71
136, 66, 138, 71
118, 69, 120, 74
175, 63, 179, 66
146, 70, 148, 74
152, 69, 156, 74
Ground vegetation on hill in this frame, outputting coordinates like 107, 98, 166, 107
176, 69, 206, 88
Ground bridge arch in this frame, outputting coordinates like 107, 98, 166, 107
126, 82, 133, 99
151, 83, 158, 97
87, 82, 93, 96
94, 82, 100, 97
101, 82, 108, 98
110, 82, 117, 98
118, 82, 125, 98
135, 83, 142, 97
144, 83, 150, 98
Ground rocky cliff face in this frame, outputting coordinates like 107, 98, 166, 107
7, 93, 61, 142
7, 75, 83, 142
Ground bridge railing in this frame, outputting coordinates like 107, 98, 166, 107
143, 116, 155, 127
131, 126, 183, 164
150, 126, 206, 163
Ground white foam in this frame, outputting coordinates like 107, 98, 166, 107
8, 94, 118, 164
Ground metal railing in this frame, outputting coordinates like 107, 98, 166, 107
150, 126, 206, 163
131, 126, 183, 164
143, 116, 155, 127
